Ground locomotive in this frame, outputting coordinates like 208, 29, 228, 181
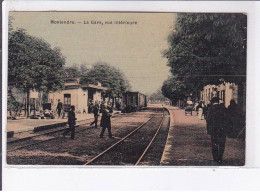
122, 91, 147, 113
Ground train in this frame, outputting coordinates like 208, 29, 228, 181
122, 91, 147, 113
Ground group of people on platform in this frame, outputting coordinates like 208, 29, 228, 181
61, 100, 114, 140
203, 96, 244, 165
61, 99, 140, 140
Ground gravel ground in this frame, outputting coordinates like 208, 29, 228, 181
138, 110, 170, 165
88, 113, 166, 165
7, 107, 242, 167
7, 109, 162, 165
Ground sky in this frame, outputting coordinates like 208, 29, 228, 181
10, 12, 176, 95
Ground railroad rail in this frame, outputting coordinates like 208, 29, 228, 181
7, 123, 95, 152
7, 112, 129, 152
84, 109, 166, 165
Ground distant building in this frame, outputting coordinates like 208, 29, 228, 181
48, 79, 107, 113
200, 82, 239, 108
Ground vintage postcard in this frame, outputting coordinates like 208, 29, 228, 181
6, 11, 246, 166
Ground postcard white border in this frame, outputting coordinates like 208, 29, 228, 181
2, 0, 260, 190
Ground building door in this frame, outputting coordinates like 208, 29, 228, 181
88, 88, 95, 102
64, 94, 71, 112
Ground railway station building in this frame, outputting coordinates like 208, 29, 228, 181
48, 79, 107, 113
200, 82, 246, 112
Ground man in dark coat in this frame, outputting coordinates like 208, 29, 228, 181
63, 106, 77, 139
99, 101, 105, 114
206, 97, 227, 164
90, 103, 100, 128
88, 100, 93, 114
226, 99, 240, 138
56, 99, 63, 118
100, 104, 113, 138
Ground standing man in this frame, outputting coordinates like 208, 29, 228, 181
88, 100, 93, 114
90, 102, 100, 128
226, 99, 240, 138
56, 99, 63, 118
100, 100, 105, 114
100, 104, 113, 138
63, 106, 77, 139
206, 96, 227, 164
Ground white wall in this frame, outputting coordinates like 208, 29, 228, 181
49, 88, 105, 113
48, 88, 79, 112
77, 88, 88, 113
200, 83, 238, 108
93, 91, 102, 104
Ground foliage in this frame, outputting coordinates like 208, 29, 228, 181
64, 65, 81, 80
164, 13, 247, 92
8, 29, 66, 92
63, 63, 89, 80
7, 94, 23, 116
148, 89, 168, 102
161, 77, 188, 101
80, 63, 89, 75
80, 62, 131, 98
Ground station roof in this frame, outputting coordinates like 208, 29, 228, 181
81, 84, 108, 91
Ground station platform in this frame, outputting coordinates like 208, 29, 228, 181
160, 107, 245, 166
6, 113, 95, 133
7, 110, 121, 134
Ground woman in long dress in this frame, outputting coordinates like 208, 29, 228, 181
197, 101, 204, 120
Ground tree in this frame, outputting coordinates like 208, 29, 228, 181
64, 65, 81, 80
63, 63, 89, 80
164, 13, 247, 101
7, 93, 23, 118
161, 77, 188, 104
80, 63, 89, 75
80, 62, 131, 104
149, 89, 168, 102
8, 29, 65, 117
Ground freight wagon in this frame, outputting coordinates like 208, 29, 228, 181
122, 92, 147, 113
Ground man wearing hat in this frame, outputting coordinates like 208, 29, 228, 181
90, 102, 100, 128
56, 99, 63, 118
63, 105, 77, 139
206, 95, 227, 164
100, 103, 113, 138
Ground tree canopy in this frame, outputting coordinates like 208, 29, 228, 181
63, 63, 89, 80
8, 29, 66, 117
80, 62, 131, 99
163, 13, 247, 93
161, 77, 188, 102
149, 89, 168, 102
8, 29, 65, 92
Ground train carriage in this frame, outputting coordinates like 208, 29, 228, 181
122, 92, 147, 112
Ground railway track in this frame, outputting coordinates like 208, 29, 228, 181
84, 109, 167, 165
7, 108, 170, 165
7, 112, 129, 152
7, 123, 95, 152
7, 118, 93, 144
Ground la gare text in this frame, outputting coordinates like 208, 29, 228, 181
50, 20, 138, 25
